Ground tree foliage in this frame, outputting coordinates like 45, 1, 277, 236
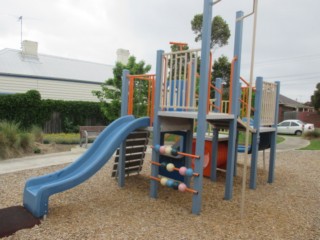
209, 55, 231, 99
0, 90, 106, 132
191, 15, 231, 49
93, 56, 151, 121
212, 55, 231, 86
311, 82, 320, 111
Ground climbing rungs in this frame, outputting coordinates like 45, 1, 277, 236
111, 166, 143, 177
125, 131, 150, 139
114, 153, 145, 162
113, 159, 144, 170
112, 130, 149, 178
125, 139, 148, 147
115, 146, 147, 155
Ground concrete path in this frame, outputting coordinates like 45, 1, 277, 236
276, 135, 310, 151
0, 136, 310, 175
0, 147, 86, 175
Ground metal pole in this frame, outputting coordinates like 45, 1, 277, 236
192, 0, 214, 215
19, 16, 23, 48
241, 0, 259, 217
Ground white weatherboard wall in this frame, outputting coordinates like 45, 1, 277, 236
0, 41, 119, 102
0, 76, 102, 101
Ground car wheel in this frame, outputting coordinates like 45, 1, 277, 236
295, 130, 302, 136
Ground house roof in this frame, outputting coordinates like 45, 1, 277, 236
0, 48, 114, 83
279, 94, 311, 109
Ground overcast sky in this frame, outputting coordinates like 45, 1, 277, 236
1, 0, 319, 103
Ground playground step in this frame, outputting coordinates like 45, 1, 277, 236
112, 130, 149, 178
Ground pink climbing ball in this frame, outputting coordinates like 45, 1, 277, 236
178, 183, 187, 192
165, 146, 172, 155
160, 177, 168, 186
159, 145, 166, 154
166, 163, 175, 172
179, 166, 187, 176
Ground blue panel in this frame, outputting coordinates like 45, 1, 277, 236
166, 80, 186, 111
23, 116, 150, 218
158, 131, 186, 182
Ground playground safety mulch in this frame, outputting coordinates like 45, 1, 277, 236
0, 206, 40, 238
0, 150, 319, 239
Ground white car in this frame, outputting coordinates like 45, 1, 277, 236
277, 120, 315, 136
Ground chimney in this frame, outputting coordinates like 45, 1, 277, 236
21, 40, 38, 58
116, 48, 130, 65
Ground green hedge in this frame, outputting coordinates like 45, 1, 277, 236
0, 90, 107, 132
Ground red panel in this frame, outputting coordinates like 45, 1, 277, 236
192, 139, 228, 177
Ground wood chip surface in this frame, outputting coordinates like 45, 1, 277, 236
0, 150, 319, 239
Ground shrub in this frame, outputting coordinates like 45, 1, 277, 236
43, 133, 79, 144
0, 121, 20, 148
303, 130, 320, 139
0, 120, 35, 160
33, 147, 41, 154
20, 132, 34, 151
31, 125, 44, 143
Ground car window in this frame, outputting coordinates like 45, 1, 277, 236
297, 120, 304, 124
279, 122, 290, 126
291, 122, 299, 126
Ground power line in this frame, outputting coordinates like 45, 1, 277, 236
242, 53, 320, 66
265, 72, 320, 80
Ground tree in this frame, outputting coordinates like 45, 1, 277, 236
92, 56, 151, 121
311, 82, 320, 111
211, 55, 231, 86
191, 15, 231, 50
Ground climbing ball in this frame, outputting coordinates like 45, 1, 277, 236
179, 166, 187, 176
172, 181, 180, 190
178, 183, 187, 192
165, 146, 172, 155
159, 145, 166, 154
166, 179, 174, 188
154, 144, 161, 153
166, 163, 175, 172
160, 161, 167, 169
170, 147, 178, 156
185, 168, 194, 177
160, 177, 168, 186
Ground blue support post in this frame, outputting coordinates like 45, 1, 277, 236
249, 76, 263, 189
210, 78, 222, 181
215, 78, 222, 111
150, 50, 164, 198
233, 132, 239, 177
118, 69, 130, 187
192, 0, 213, 215
185, 127, 194, 187
224, 10, 244, 200
211, 128, 219, 181
268, 81, 280, 183
190, 59, 197, 108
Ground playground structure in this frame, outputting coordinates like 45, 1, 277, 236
23, 0, 280, 218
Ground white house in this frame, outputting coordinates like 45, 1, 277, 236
0, 40, 129, 102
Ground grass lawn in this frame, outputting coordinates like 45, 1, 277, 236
237, 132, 285, 145
299, 139, 320, 150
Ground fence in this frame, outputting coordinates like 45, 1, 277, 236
284, 111, 320, 128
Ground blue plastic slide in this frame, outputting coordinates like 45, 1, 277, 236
23, 116, 150, 218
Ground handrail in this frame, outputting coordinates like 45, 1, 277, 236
240, 76, 250, 87
228, 56, 238, 114
127, 74, 156, 126
236, 0, 256, 22
207, 51, 213, 113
